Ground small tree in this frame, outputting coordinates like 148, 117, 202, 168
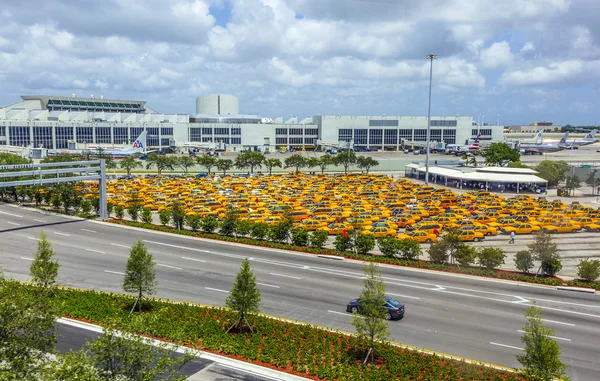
220, 206, 241, 236
334, 233, 354, 252
119, 156, 142, 176
585, 169, 599, 195
528, 230, 562, 277
268, 220, 293, 243
30, 231, 59, 289
351, 262, 389, 364
284, 154, 307, 175
235, 220, 253, 237
185, 214, 202, 231
226, 259, 261, 333
158, 209, 171, 226
398, 238, 422, 260
576, 259, 600, 281
355, 233, 376, 254
140, 207, 153, 224
263, 158, 282, 176
122, 241, 157, 313
127, 202, 142, 222
291, 228, 310, 246
377, 236, 401, 257
201, 215, 219, 234
176, 156, 196, 174
216, 158, 234, 176
477, 247, 506, 270
428, 240, 449, 264
333, 150, 357, 174
517, 305, 569, 381
310, 229, 329, 249
250, 222, 270, 240
483, 142, 520, 167
515, 250, 534, 274
356, 156, 379, 174
317, 154, 333, 174
196, 155, 217, 174
106, 202, 114, 217
79, 199, 93, 215
235, 151, 264, 174
455, 243, 477, 267
564, 174, 581, 196
170, 201, 185, 230
115, 204, 125, 220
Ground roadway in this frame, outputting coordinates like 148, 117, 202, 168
1, 204, 599, 381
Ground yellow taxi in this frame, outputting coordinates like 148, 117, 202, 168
397, 230, 438, 243
361, 226, 396, 238
501, 223, 541, 235
544, 222, 579, 234
454, 230, 485, 242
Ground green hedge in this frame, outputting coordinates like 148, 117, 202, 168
30, 282, 524, 381
566, 279, 600, 291
109, 219, 566, 287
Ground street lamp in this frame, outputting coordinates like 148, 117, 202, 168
425, 53, 437, 185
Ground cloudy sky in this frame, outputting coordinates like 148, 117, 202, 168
1, 0, 599, 125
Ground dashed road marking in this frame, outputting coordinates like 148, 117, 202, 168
54, 232, 70, 237
182, 256, 206, 263
205, 287, 229, 293
257, 282, 280, 288
490, 342, 524, 351
20, 257, 34, 261
27, 237, 41, 241
6, 221, 20, 226
33, 219, 47, 223
0, 211, 22, 218
517, 330, 571, 341
387, 292, 420, 300
158, 263, 182, 270
86, 249, 106, 254
81, 228, 97, 233
104, 270, 125, 275
110, 243, 130, 248
542, 319, 575, 327
328, 310, 348, 316
270, 273, 301, 280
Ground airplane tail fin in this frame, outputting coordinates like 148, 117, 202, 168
559, 132, 569, 144
132, 131, 147, 151
585, 130, 597, 140
535, 129, 544, 144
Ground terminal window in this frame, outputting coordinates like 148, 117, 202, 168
202, 128, 212, 135
190, 128, 201, 142
114, 127, 128, 144
442, 129, 456, 145
369, 129, 382, 145
95, 127, 111, 144
384, 129, 397, 145
414, 129, 428, 141
231, 128, 241, 135
353, 129, 367, 144
161, 127, 174, 136
130, 128, 144, 140
289, 137, 303, 144
430, 120, 457, 127
76, 127, 93, 143
430, 129, 442, 141
369, 120, 398, 127
276, 128, 287, 135
215, 128, 229, 135
289, 128, 303, 135
472, 128, 492, 136
276, 137, 288, 144
8, 126, 30, 147
33, 127, 53, 149
305, 129, 318, 135
398, 129, 412, 142
339, 129, 352, 141
231, 138, 241, 144
55, 127, 73, 149
0, 127, 5, 136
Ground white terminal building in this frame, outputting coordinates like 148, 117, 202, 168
0, 94, 503, 152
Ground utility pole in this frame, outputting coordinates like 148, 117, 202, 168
425, 53, 437, 185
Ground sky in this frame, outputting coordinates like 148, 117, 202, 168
1, 0, 599, 126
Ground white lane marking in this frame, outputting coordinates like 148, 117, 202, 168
270, 273, 301, 280
81, 228, 97, 233
27, 237, 41, 241
542, 319, 575, 327
110, 243, 130, 248
328, 310, 349, 316
387, 292, 420, 300
143, 240, 239, 258
158, 263, 182, 270
526, 297, 600, 310
0, 211, 22, 218
54, 232, 70, 237
524, 304, 600, 320
257, 282, 280, 288
517, 330, 571, 341
490, 342, 524, 351
205, 287, 229, 293
33, 219, 47, 223
85, 249, 106, 254
6, 221, 20, 226
182, 256, 206, 263
511, 296, 530, 304
20, 257, 34, 261
104, 270, 125, 275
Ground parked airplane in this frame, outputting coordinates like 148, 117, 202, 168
469, 133, 482, 150
570, 130, 598, 146
47, 131, 150, 158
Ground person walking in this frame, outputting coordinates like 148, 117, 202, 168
509, 231, 515, 244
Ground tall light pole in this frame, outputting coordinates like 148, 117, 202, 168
425, 53, 437, 185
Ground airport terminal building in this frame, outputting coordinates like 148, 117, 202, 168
0, 94, 503, 152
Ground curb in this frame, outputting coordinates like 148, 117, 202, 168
317, 254, 344, 260
57, 317, 309, 381
556, 286, 597, 294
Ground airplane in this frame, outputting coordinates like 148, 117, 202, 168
47, 131, 152, 158
569, 130, 598, 146
469, 133, 482, 151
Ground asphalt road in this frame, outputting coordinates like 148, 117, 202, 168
1, 204, 599, 381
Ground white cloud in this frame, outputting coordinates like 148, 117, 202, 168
480, 41, 513, 68
499, 60, 585, 86
521, 42, 535, 52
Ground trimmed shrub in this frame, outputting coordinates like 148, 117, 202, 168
235, 220, 253, 237
115, 205, 125, 220
576, 259, 600, 282
310, 230, 328, 249
158, 209, 171, 226
377, 236, 400, 257
541, 257, 562, 277
291, 228, 309, 247
127, 204, 141, 222
141, 207, 153, 225
455, 244, 477, 267
201, 216, 219, 234
185, 214, 202, 232
398, 238, 422, 260
333, 234, 354, 252
428, 241, 448, 265
477, 247, 506, 270
515, 250, 534, 274
355, 233, 376, 254
80, 200, 93, 215
106, 202, 114, 217
219, 217, 237, 236
269, 221, 293, 243
250, 222, 270, 240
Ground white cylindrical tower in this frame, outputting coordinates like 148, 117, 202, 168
196, 94, 239, 115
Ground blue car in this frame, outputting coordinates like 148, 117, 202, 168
346, 296, 405, 320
